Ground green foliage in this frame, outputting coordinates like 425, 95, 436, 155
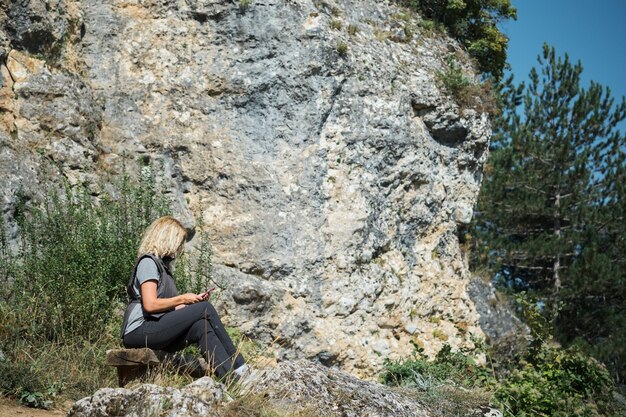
492, 293, 621, 416
511, 292, 554, 356
381, 344, 496, 416
0, 360, 43, 404
437, 56, 472, 98
495, 346, 617, 417
381, 340, 623, 416
418, 18, 445, 34
0, 161, 190, 406
403, 0, 517, 79
381, 344, 495, 390
5, 164, 169, 340
336, 41, 348, 56
471, 44, 626, 380
175, 219, 215, 294
437, 55, 499, 115
238, 0, 252, 10
18, 390, 51, 409
381, 292, 623, 416
0, 306, 118, 406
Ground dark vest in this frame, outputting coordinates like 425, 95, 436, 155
120, 254, 179, 338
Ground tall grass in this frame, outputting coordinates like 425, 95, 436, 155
0, 162, 173, 407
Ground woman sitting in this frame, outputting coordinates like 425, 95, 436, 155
121, 216, 248, 380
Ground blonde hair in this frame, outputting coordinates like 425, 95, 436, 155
137, 216, 188, 259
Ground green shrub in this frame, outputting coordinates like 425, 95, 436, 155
418, 18, 445, 34
336, 41, 348, 56
437, 56, 472, 97
381, 339, 624, 416
0, 160, 195, 406
6, 164, 169, 341
437, 56, 499, 115
495, 345, 618, 416
381, 344, 496, 415
489, 292, 624, 416
402, 0, 517, 79
381, 344, 495, 390
175, 218, 216, 295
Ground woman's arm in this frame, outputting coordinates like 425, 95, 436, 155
140, 280, 206, 313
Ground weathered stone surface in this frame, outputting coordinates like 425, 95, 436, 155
2, 0, 82, 56
468, 277, 528, 342
250, 360, 430, 417
68, 377, 226, 417
0, 0, 496, 377
0, 63, 15, 131
69, 360, 503, 417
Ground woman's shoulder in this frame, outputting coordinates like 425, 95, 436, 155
136, 255, 161, 280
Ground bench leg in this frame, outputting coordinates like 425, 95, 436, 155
117, 365, 149, 387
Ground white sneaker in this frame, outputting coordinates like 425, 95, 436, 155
236, 365, 264, 393
233, 364, 250, 377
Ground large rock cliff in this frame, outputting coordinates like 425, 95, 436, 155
0, 0, 492, 376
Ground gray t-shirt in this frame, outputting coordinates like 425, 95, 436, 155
123, 257, 160, 335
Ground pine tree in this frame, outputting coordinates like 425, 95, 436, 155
558, 134, 626, 380
471, 44, 626, 379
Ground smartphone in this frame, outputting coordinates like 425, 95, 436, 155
201, 287, 216, 298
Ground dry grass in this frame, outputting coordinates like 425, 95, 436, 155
336, 41, 348, 56
222, 393, 321, 417
329, 19, 342, 30
454, 80, 500, 117
393, 385, 494, 417
374, 29, 391, 41
0, 334, 118, 405
432, 328, 449, 341
125, 362, 196, 389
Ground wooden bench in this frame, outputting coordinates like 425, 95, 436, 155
105, 348, 208, 387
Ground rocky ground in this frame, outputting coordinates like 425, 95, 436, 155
67, 360, 501, 417
0, 398, 68, 417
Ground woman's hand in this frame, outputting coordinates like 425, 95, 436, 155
180, 292, 204, 305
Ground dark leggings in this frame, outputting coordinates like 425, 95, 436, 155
123, 302, 245, 379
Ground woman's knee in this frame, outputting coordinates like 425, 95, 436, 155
186, 317, 214, 341
180, 301, 221, 327
203, 301, 218, 317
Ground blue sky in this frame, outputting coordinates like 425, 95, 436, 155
502, 0, 626, 108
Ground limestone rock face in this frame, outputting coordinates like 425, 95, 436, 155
468, 277, 528, 343
0, 0, 493, 376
